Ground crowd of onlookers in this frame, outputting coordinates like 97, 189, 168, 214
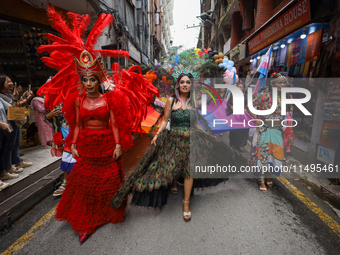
0, 74, 53, 191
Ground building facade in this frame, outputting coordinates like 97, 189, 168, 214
0, 0, 174, 88
198, 0, 340, 165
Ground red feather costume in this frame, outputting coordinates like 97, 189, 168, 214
38, 7, 158, 235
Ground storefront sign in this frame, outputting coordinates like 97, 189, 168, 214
248, 0, 310, 55
316, 144, 336, 164
239, 44, 246, 60
230, 48, 238, 62
128, 41, 141, 63
223, 39, 231, 54
142, 53, 148, 65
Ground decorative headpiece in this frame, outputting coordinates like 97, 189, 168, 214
172, 67, 200, 81
37, 6, 129, 109
73, 50, 108, 83
270, 72, 287, 84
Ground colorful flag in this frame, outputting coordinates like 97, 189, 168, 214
289, 39, 302, 66
200, 100, 254, 134
253, 45, 273, 96
298, 35, 309, 63
305, 29, 323, 62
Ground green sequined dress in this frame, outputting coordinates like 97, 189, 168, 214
111, 108, 247, 208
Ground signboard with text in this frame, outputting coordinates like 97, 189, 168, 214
248, 0, 310, 55
128, 41, 141, 63
223, 39, 231, 54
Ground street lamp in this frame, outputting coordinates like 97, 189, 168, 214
300, 28, 306, 39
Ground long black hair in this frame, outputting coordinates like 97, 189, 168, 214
171, 73, 195, 109
0, 74, 11, 93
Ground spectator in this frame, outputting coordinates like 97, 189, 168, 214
0, 97, 12, 190
31, 88, 53, 147
227, 82, 250, 151
45, 104, 76, 196
0, 75, 33, 174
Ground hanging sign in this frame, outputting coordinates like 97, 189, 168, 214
248, 0, 310, 55
223, 39, 231, 54
128, 41, 141, 63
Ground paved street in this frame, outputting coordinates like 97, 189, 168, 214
1, 135, 340, 255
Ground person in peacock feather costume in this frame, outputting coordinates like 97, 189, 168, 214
111, 68, 248, 222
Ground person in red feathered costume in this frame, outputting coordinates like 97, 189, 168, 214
37, 7, 158, 243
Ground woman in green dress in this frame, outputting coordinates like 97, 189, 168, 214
111, 72, 247, 221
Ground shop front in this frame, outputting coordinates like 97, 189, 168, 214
244, 0, 334, 154
0, 20, 58, 88
0, 1, 75, 89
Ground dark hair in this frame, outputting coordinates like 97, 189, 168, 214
171, 73, 195, 108
269, 73, 286, 91
0, 74, 11, 93
237, 82, 245, 89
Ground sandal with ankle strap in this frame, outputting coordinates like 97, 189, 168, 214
266, 178, 273, 187
53, 182, 66, 197
258, 179, 267, 193
182, 200, 191, 222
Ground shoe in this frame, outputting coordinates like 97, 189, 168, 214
8, 166, 24, 174
0, 180, 10, 191
19, 152, 24, 156
79, 234, 90, 243
18, 161, 33, 168
0, 172, 19, 181
182, 200, 191, 222
171, 187, 177, 195
258, 179, 267, 193
266, 178, 273, 187
53, 182, 66, 197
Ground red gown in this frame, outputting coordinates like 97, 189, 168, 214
54, 94, 126, 235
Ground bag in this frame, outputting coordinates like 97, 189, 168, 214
7, 106, 30, 121
166, 98, 176, 131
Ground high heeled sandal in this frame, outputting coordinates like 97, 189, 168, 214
79, 233, 90, 243
266, 178, 273, 187
182, 200, 191, 222
258, 179, 267, 193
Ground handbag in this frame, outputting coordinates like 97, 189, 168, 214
7, 105, 30, 121
166, 98, 175, 131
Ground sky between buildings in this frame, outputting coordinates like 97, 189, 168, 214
171, 0, 200, 50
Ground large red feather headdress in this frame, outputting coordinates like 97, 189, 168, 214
37, 6, 129, 110
38, 6, 159, 149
